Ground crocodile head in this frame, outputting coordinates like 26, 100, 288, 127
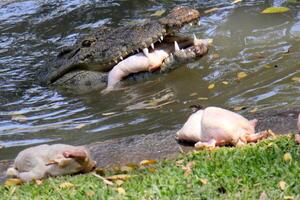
42, 6, 210, 93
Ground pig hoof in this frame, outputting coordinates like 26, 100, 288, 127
195, 140, 216, 149
6, 168, 19, 177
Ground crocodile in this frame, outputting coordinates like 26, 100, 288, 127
41, 6, 212, 93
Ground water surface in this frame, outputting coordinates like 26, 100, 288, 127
0, 0, 299, 159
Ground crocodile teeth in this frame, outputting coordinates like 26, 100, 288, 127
120, 56, 123, 60
151, 43, 154, 50
174, 41, 180, 51
189, 22, 193, 26
143, 48, 149, 57
136, 49, 139, 53
114, 60, 118, 64
160, 36, 164, 41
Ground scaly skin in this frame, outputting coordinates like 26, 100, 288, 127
41, 6, 203, 93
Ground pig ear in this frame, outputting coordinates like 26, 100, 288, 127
63, 149, 87, 160
249, 119, 258, 128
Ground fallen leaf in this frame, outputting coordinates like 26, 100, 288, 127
198, 97, 208, 100
222, 81, 229, 85
120, 166, 133, 173
237, 72, 247, 80
233, 106, 247, 111
254, 52, 264, 59
232, 0, 242, 4
259, 192, 268, 200
284, 196, 294, 200
4, 178, 22, 186
115, 180, 124, 186
295, 134, 300, 144
95, 167, 106, 176
262, 7, 290, 14
176, 159, 184, 166
92, 173, 114, 186
249, 107, 258, 113
210, 53, 220, 59
140, 160, 157, 166
147, 168, 157, 173
291, 77, 300, 82
267, 129, 277, 138
182, 161, 195, 177
190, 92, 197, 97
35, 180, 43, 185
283, 153, 292, 162
264, 64, 272, 68
116, 187, 126, 195
11, 114, 27, 122
106, 174, 131, 181
102, 112, 117, 116
75, 124, 86, 129
151, 9, 166, 17
278, 180, 286, 191
126, 163, 139, 169
85, 190, 95, 197
204, 7, 219, 14
208, 83, 215, 90
199, 178, 208, 185
59, 182, 75, 189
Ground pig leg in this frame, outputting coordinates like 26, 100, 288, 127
195, 139, 217, 148
244, 130, 269, 143
18, 165, 47, 182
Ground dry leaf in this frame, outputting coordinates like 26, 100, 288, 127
237, 72, 247, 80
102, 112, 117, 116
106, 174, 131, 181
75, 124, 86, 129
85, 190, 95, 197
115, 180, 124, 186
208, 84, 215, 90
117, 187, 126, 195
92, 173, 114, 186
35, 180, 43, 185
267, 129, 276, 138
126, 163, 139, 169
249, 107, 258, 113
59, 182, 75, 189
176, 159, 184, 166
232, 0, 242, 4
120, 166, 133, 173
147, 168, 157, 173
222, 81, 229, 85
210, 53, 220, 59
283, 196, 294, 200
95, 167, 106, 176
259, 192, 268, 200
199, 178, 208, 185
190, 92, 197, 97
204, 8, 219, 14
233, 106, 247, 111
140, 160, 157, 166
4, 178, 23, 186
295, 134, 300, 144
278, 180, 286, 191
283, 153, 292, 162
264, 64, 272, 68
11, 114, 27, 122
182, 161, 195, 177
262, 7, 289, 14
254, 52, 264, 59
291, 77, 300, 82
151, 9, 166, 17
198, 97, 208, 100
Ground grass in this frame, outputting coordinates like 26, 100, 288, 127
1, 135, 300, 200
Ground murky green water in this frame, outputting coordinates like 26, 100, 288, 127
0, 0, 299, 159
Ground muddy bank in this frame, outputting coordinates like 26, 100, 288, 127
0, 108, 299, 183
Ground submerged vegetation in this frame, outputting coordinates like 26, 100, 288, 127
1, 135, 300, 199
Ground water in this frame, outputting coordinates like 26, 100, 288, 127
0, 0, 299, 159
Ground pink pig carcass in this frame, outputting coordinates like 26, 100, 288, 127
176, 106, 269, 148
6, 144, 96, 182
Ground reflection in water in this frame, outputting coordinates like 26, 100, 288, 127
0, 0, 299, 159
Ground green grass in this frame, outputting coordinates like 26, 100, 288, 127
1, 135, 300, 200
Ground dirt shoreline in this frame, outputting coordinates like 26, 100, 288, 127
0, 109, 299, 183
